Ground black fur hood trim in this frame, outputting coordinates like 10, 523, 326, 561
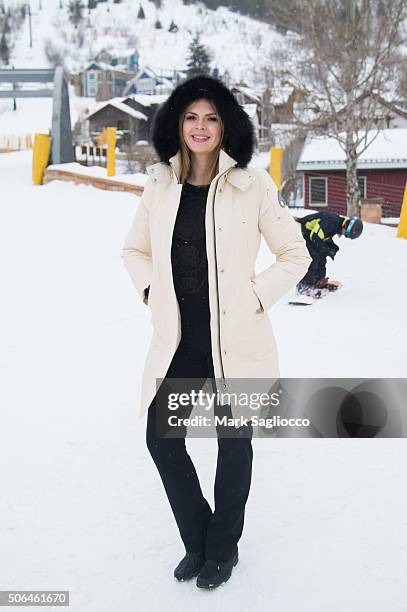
150, 75, 256, 168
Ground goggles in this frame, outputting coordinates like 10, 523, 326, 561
344, 218, 357, 238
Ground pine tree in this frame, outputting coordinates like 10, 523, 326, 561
2, 10, 11, 34
137, 5, 145, 18
168, 19, 178, 33
186, 33, 211, 78
222, 69, 231, 88
0, 32, 9, 65
68, 0, 85, 28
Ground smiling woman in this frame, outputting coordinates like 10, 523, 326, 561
179, 98, 225, 186
122, 74, 311, 590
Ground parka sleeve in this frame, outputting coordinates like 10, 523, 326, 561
250, 171, 312, 311
122, 177, 154, 302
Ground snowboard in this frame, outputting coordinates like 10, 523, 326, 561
288, 280, 342, 306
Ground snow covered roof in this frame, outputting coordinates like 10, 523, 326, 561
297, 129, 407, 171
243, 103, 257, 118
336, 93, 407, 121
272, 86, 293, 105
122, 67, 176, 95
232, 85, 263, 101
148, 66, 185, 79
133, 66, 175, 82
81, 61, 130, 74
85, 100, 148, 121
135, 67, 157, 79
123, 94, 168, 107
157, 77, 174, 87
110, 48, 137, 59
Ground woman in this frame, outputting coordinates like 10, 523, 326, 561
122, 75, 311, 589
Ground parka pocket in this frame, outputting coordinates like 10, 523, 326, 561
248, 279, 264, 315
150, 302, 171, 346
235, 304, 276, 360
147, 273, 159, 312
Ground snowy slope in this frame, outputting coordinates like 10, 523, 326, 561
0, 0, 284, 139
1, 149, 407, 611
3, 0, 60, 68
4, 0, 284, 83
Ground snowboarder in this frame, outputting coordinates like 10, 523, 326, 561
122, 75, 310, 589
295, 212, 363, 295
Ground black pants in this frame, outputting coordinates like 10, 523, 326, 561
298, 239, 327, 287
146, 320, 253, 561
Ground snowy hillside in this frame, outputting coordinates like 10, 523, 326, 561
4, 0, 284, 84
1, 149, 407, 612
0, 0, 286, 140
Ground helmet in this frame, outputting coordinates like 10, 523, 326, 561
344, 217, 363, 239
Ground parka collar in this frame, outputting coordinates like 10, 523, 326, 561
168, 148, 238, 183
147, 148, 254, 191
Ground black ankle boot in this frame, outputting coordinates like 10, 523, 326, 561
196, 548, 239, 589
174, 552, 205, 581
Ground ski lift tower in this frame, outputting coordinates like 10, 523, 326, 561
0, 66, 75, 164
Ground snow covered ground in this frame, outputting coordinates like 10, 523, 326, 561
1, 149, 407, 611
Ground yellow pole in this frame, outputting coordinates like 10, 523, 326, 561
32, 133, 52, 185
269, 146, 283, 189
106, 127, 117, 177
396, 182, 407, 239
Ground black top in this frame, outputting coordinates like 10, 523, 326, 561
170, 181, 211, 325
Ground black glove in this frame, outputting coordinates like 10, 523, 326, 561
318, 239, 339, 260
327, 243, 339, 260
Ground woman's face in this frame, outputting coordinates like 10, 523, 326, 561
182, 98, 222, 155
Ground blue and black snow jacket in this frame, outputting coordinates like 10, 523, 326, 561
296, 212, 346, 260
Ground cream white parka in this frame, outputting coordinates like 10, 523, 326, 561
122, 148, 312, 422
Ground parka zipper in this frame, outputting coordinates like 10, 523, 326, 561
211, 171, 229, 392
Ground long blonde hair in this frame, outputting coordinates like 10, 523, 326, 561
178, 100, 225, 185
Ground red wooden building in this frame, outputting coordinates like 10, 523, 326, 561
296, 129, 407, 218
